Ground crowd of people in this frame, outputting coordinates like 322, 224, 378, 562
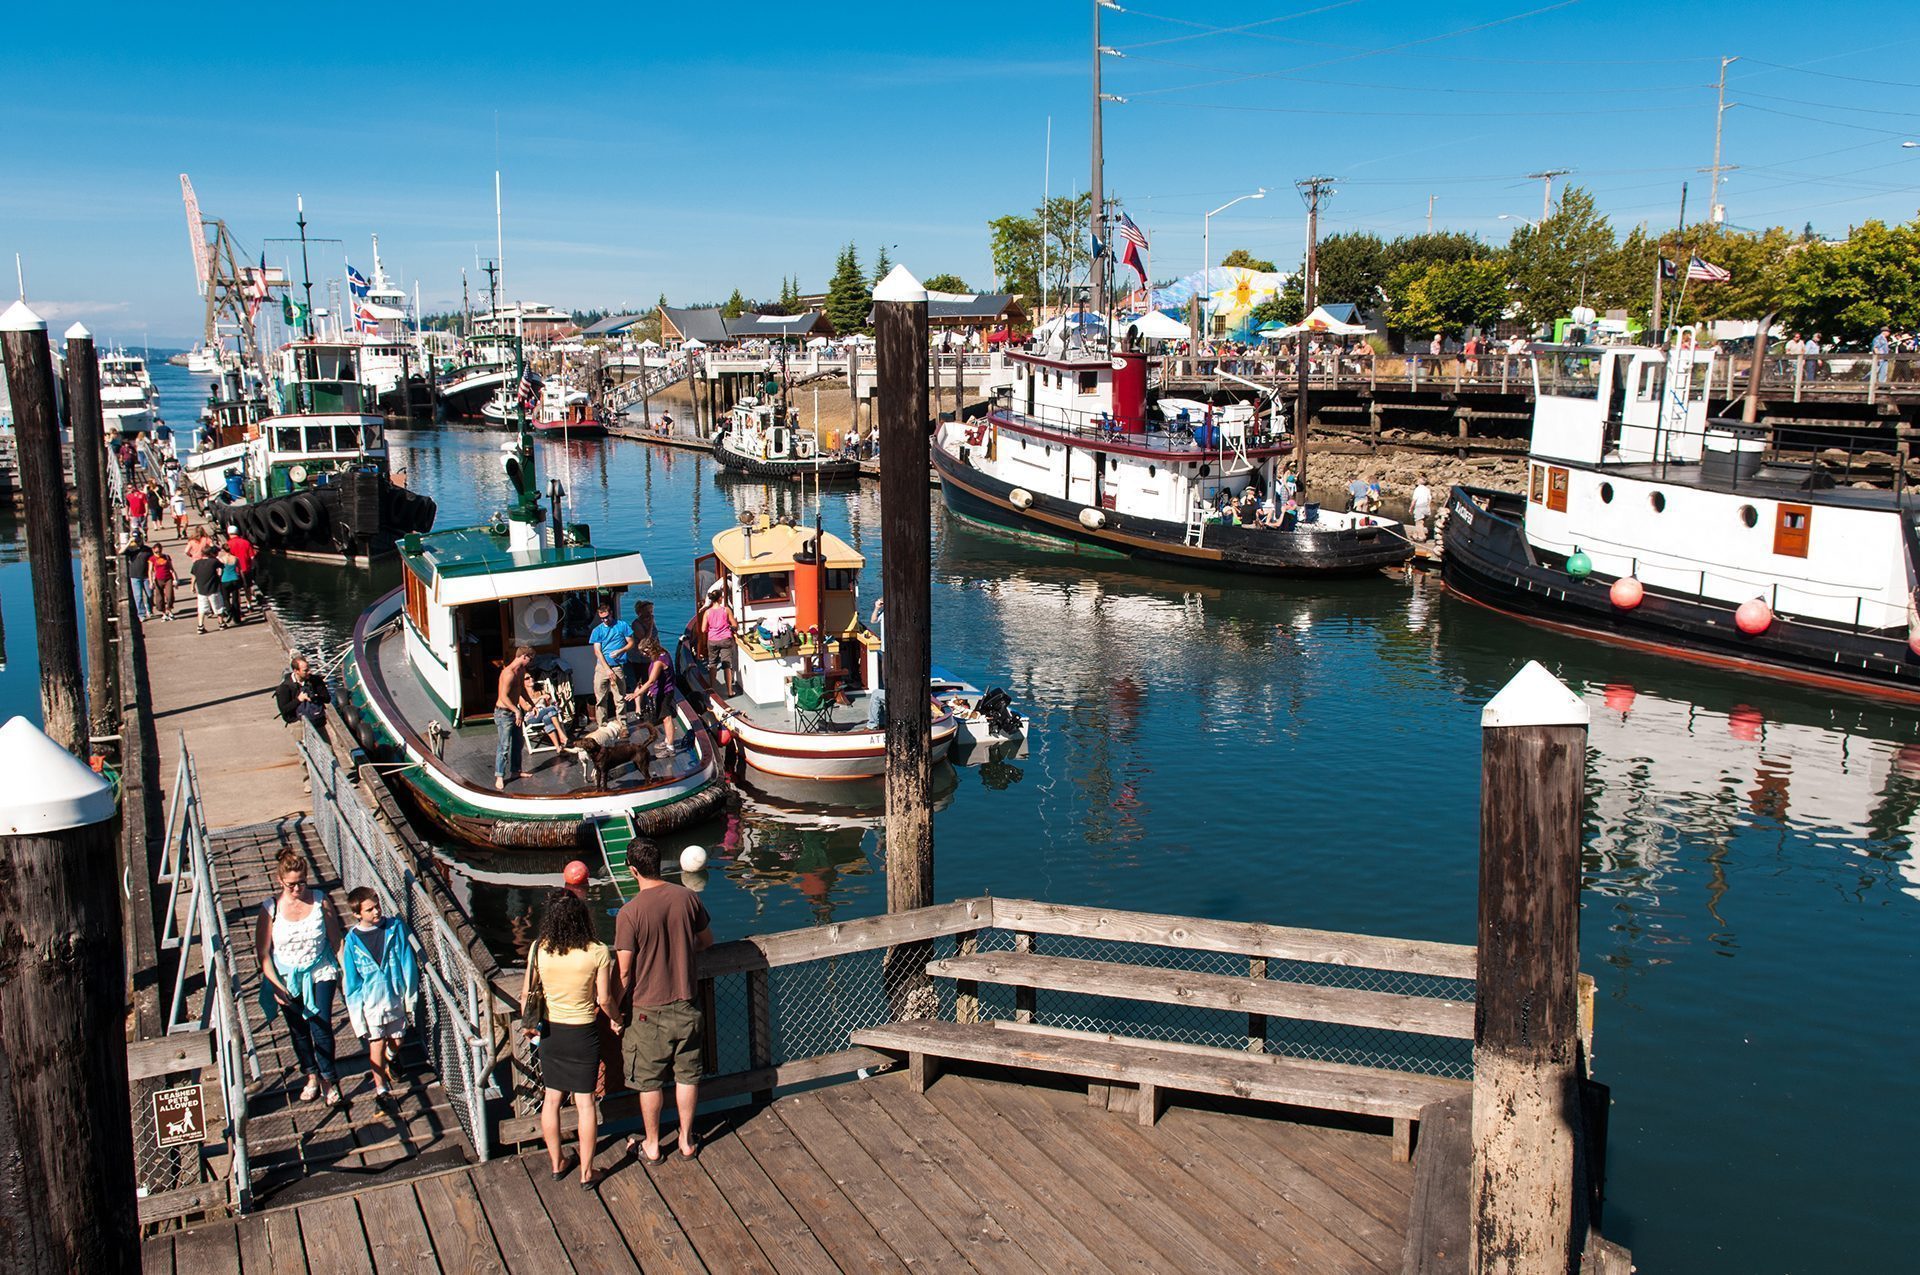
118, 459, 258, 632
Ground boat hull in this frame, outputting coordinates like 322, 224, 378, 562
1441, 484, 1920, 704
932, 443, 1413, 576
343, 591, 728, 848
207, 472, 435, 563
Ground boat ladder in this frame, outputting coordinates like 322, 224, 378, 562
1184, 500, 1208, 548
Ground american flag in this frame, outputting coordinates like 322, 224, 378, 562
516, 367, 544, 414
244, 253, 270, 319
1687, 255, 1730, 283
1116, 212, 1150, 285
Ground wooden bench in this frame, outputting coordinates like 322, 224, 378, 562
849, 1017, 1468, 1162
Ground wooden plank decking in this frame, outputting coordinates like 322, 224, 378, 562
146, 1070, 1417, 1274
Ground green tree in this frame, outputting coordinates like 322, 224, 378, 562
1249, 275, 1305, 327
988, 214, 1041, 298
1220, 248, 1275, 272
989, 193, 1093, 301
824, 243, 870, 335
1505, 186, 1618, 328
922, 273, 970, 294
871, 245, 893, 287
1314, 232, 1389, 309
721, 288, 747, 319
1388, 258, 1510, 334
1383, 231, 1483, 272
1781, 219, 1920, 339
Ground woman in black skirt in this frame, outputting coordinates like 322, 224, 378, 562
532, 889, 616, 1187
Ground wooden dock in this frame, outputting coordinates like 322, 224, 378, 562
143, 1068, 1416, 1274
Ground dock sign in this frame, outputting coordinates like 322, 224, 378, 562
152, 1084, 207, 1149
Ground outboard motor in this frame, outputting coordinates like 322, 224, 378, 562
977, 688, 1021, 738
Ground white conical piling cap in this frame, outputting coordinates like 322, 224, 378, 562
1480, 660, 1590, 729
64, 322, 91, 340
0, 300, 46, 332
0, 716, 116, 833
871, 264, 926, 303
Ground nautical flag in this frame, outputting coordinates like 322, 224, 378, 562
1687, 255, 1730, 283
245, 252, 270, 320
346, 265, 370, 297
516, 366, 545, 414
282, 293, 309, 329
1658, 257, 1677, 281
351, 298, 379, 334
1117, 212, 1150, 286
1091, 233, 1107, 261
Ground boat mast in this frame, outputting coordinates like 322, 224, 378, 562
1089, 0, 1107, 321
295, 195, 315, 340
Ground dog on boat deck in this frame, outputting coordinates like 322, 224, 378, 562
571, 719, 663, 788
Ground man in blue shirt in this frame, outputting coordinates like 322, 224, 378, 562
588, 598, 635, 724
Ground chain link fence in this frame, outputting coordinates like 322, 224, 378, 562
300, 725, 499, 1159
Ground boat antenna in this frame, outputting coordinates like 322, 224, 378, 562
295, 195, 315, 339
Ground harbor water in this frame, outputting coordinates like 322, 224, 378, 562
0, 359, 1913, 1269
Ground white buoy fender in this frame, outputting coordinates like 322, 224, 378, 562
1009, 488, 1034, 509
519, 595, 559, 636
1078, 507, 1107, 529
680, 845, 709, 873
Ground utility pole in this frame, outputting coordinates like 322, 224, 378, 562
1427, 194, 1437, 234
1706, 56, 1739, 225
1527, 169, 1571, 222
1294, 177, 1335, 499
1090, 0, 1106, 318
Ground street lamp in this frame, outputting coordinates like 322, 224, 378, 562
1203, 188, 1267, 324
1498, 214, 1539, 230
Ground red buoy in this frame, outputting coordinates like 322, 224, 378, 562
1735, 597, 1773, 635
1609, 576, 1644, 609
717, 728, 733, 746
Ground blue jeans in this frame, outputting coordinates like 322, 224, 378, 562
494, 707, 521, 780
130, 578, 150, 619
284, 976, 338, 1082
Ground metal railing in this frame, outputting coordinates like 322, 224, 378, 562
298, 725, 498, 1160
136, 734, 254, 1221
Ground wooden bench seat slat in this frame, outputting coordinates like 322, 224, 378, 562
928, 951, 1474, 1039
850, 1019, 1467, 1121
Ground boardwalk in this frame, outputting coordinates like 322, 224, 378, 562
145, 1069, 1416, 1274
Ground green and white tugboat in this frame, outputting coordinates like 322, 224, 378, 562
343, 362, 727, 848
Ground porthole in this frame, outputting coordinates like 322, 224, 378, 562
1739, 504, 1758, 528
1199, 464, 1211, 477
1649, 491, 1666, 513
1148, 465, 1157, 477
1599, 482, 1614, 504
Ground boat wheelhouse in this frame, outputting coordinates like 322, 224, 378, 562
932, 343, 1413, 574
713, 398, 859, 480
346, 458, 725, 847
99, 351, 156, 437
183, 341, 434, 559
1443, 330, 1920, 702
678, 517, 958, 784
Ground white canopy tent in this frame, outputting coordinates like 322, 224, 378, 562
638, 338, 661, 349
1262, 305, 1374, 339
805, 335, 830, 348
681, 337, 708, 350
1123, 311, 1191, 341
1033, 312, 1107, 341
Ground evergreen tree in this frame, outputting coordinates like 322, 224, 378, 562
722, 288, 747, 319
824, 243, 870, 335
871, 245, 893, 287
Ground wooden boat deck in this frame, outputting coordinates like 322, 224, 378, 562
144, 1069, 1416, 1274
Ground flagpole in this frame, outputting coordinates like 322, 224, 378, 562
1041, 116, 1051, 326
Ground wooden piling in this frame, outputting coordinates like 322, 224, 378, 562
63, 326, 114, 749
1, 302, 86, 755
0, 719, 140, 1271
1471, 661, 1588, 1274
873, 266, 935, 1019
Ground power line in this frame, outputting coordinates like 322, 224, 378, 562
1736, 90, 1920, 120
1122, 53, 1708, 97
1736, 103, 1919, 137
1118, 1, 1367, 51
1145, 97, 1682, 119
1739, 57, 1920, 90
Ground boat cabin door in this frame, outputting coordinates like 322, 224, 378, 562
454, 602, 506, 720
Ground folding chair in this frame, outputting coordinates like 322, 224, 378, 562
789, 674, 834, 732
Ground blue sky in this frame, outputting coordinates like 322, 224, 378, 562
3, 2, 1916, 343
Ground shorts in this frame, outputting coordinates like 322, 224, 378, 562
622, 999, 703, 1092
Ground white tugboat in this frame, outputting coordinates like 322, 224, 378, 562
713, 398, 859, 481
1444, 328, 1920, 703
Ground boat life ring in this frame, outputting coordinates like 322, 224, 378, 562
289, 493, 323, 532
1079, 507, 1107, 529
518, 595, 560, 637
288, 463, 309, 486
1009, 488, 1034, 509
263, 502, 295, 539
796, 434, 816, 459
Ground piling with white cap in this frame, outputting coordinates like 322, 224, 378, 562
63, 322, 117, 747
0, 716, 139, 1266
0, 301, 86, 756
1471, 660, 1590, 1272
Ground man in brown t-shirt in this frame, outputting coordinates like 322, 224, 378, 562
614, 838, 713, 1162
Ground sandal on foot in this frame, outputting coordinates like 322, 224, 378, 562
626, 1136, 663, 1165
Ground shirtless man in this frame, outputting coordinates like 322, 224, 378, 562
494, 645, 536, 790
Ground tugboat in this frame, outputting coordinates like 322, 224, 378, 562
1443, 328, 1920, 703
678, 515, 959, 783
182, 341, 435, 560
344, 399, 727, 847
931, 338, 1413, 575
713, 398, 859, 481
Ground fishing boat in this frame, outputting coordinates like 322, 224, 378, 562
931, 342, 1413, 575
1443, 328, 1920, 703
344, 413, 727, 848
182, 341, 435, 560
677, 516, 959, 783
99, 350, 157, 437
713, 398, 859, 481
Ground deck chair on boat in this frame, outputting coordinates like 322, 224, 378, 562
523, 675, 571, 757
788, 673, 834, 732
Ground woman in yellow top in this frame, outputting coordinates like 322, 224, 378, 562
531, 889, 618, 1187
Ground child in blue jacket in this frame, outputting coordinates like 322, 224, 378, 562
340, 887, 421, 1101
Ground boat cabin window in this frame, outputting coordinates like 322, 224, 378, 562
295, 347, 357, 381
1548, 351, 1601, 400
404, 568, 430, 634
1636, 363, 1665, 402
1529, 464, 1546, 504
333, 424, 362, 451
305, 425, 334, 452
742, 573, 792, 605
1685, 360, 1711, 401
274, 425, 303, 451
1773, 504, 1811, 558
823, 568, 859, 592
1078, 370, 1100, 395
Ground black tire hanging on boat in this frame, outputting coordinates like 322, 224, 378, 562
411, 493, 437, 531
380, 483, 405, 531
289, 493, 324, 533
263, 501, 295, 540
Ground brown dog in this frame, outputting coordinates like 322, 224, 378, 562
573, 721, 661, 787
